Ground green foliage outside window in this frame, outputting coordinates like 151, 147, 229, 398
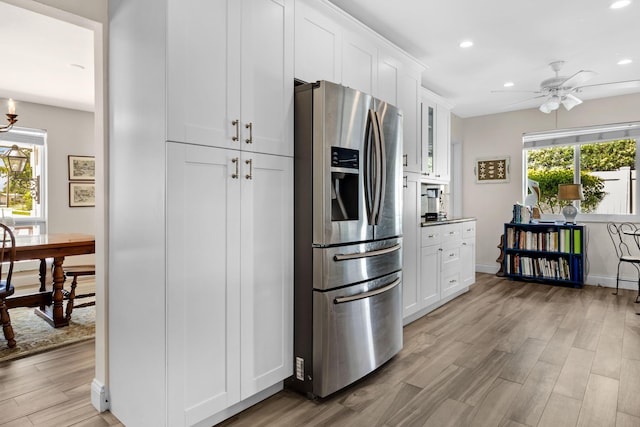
526, 139, 635, 214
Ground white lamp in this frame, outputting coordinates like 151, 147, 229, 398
539, 95, 561, 113
557, 183, 584, 224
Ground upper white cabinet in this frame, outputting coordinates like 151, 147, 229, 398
167, 0, 293, 157
294, 1, 341, 84
398, 72, 421, 173
421, 88, 452, 182
294, 0, 424, 175
341, 31, 378, 95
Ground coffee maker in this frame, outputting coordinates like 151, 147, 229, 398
421, 183, 447, 221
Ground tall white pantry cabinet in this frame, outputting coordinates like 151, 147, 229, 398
109, 1, 293, 426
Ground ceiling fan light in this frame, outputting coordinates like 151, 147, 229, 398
562, 94, 583, 110
610, 0, 631, 9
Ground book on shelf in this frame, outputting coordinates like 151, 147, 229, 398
511, 203, 531, 224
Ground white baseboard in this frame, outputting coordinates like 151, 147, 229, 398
91, 379, 110, 412
475, 264, 638, 292
476, 263, 499, 274
194, 382, 283, 427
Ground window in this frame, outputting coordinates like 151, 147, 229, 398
0, 127, 46, 234
523, 122, 640, 220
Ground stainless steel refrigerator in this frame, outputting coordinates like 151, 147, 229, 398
288, 80, 403, 398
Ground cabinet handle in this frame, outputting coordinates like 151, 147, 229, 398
231, 157, 239, 179
245, 122, 253, 144
403, 154, 408, 167
462, 242, 468, 246
449, 279, 457, 284
232, 120, 239, 141
245, 159, 253, 180
439, 248, 443, 252
403, 176, 407, 188
449, 252, 455, 257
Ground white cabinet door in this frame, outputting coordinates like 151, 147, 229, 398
167, 0, 293, 157
341, 31, 377, 95
240, 153, 293, 399
294, 0, 342, 84
166, 142, 242, 426
398, 72, 421, 173
461, 237, 476, 287
241, 0, 294, 157
420, 244, 440, 307
167, 0, 240, 149
434, 104, 451, 181
402, 173, 420, 317
421, 98, 436, 177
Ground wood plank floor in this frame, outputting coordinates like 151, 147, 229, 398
1, 273, 122, 426
220, 273, 640, 427
2, 273, 639, 426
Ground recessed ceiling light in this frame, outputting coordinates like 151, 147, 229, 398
459, 40, 473, 48
503, 82, 514, 88
617, 58, 633, 65
610, 0, 631, 9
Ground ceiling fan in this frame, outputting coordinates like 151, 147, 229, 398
494, 60, 640, 113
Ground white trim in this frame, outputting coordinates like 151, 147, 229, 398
523, 121, 640, 148
91, 379, 110, 412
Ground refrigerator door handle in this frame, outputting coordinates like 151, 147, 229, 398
364, 109, 376, 224
333, 243, 401, 261
374, 111, 386, 225
334, 278, 401, 304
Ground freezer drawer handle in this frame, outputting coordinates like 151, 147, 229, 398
333, 243, 401, 261
334, 278, 401, 304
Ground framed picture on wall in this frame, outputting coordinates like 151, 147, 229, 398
69, 182, 95, 207
474, 156, 510, 184
68, 155, 95, 181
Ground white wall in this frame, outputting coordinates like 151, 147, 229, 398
3, 99, 95, 231
1, 98, 95, 268
461, 92, 640, 289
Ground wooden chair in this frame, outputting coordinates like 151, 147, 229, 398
607, 222, 640, 303
63, 265, 96, 320
0, 223, 17, 348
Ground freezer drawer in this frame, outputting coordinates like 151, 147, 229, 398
313, 237, 402, 290
312, 271, 403, 398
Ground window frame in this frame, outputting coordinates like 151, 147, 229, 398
0, 126, 47, 233
522, 121, 640, 223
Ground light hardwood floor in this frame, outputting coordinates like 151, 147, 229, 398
220, 273, 640, 427
2, 273, 640, 426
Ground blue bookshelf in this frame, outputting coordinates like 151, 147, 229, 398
503, 222, 584, 288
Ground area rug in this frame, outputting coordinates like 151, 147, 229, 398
0, 305, 95, 363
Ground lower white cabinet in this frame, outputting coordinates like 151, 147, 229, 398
461, 222, 476, 287
166, 142, 293, 426
404, 219, 476, 323
402, 173, 420, 316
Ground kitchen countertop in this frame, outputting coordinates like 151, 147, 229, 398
420, 217, 476, 227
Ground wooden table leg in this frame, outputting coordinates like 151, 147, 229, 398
34, 256, 69, 328
38, 258, 48, 292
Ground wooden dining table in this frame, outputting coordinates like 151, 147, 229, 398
6, 233, 95, 328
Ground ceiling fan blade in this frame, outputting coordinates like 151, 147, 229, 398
504, 94, 546, 108
576, 79, 640, 91
491, 89, 541, 94
559, 70, 597, 88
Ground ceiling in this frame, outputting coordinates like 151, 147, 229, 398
0, 1, 638, 118
329, 0, 640, 117
0, 1, 94, 113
